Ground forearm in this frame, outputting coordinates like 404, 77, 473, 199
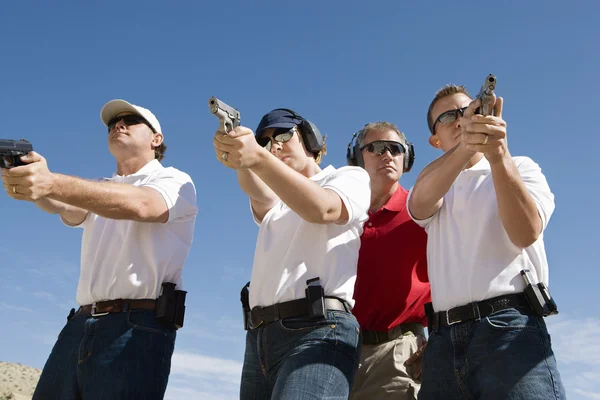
237, 169, 278, 205
409, 145, 475, 220
48, 173, 167, 222
34, 197, 88, 225
490, 156, 542, 248
250, 152, 345, 224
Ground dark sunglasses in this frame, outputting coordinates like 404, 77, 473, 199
256, 127, 295, 151
360, 140, 406, 156
431, 106, 468, 134
107, 115, 155, 133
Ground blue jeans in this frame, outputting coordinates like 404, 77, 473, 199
418, 307, 565, 400
241, 310, 362, 400
33, 309, 176, 400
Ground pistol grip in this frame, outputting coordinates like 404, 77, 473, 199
220, 119, 232, 134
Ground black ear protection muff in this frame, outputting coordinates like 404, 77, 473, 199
346, 128, 365, 168
272, 108, 325, 153
346, 126, 415, 172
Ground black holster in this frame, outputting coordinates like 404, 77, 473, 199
241, 282, 251, 330
156, 282, 187, 330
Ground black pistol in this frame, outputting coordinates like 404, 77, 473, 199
0, 139, 33, 168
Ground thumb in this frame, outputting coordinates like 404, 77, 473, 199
463, 99, 481, 118
227, 126, 254, 139
20, 151, 42, 164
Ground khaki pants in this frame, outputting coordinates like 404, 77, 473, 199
350, 327, 425, 400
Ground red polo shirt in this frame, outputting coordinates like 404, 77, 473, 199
352, 186, 430, 331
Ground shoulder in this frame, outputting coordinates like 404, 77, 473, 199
327, 165, 370, 181
153, 166, 195, 185
511, 156, 548, 179
512, 156, 541, 170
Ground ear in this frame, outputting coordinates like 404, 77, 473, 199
428, 135, 440, 149
151, 132, 164, 149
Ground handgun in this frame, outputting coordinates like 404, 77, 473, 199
476, 74, 497, 116
520, 269, 559, 317
208, 97, 241, 134
0, 139, 33, 169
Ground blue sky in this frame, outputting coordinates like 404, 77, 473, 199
0, 1, 598, 399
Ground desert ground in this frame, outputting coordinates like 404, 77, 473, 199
0, 362, 41, 400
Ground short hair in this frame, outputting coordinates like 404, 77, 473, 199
154, 142, 167, 161
426, 85, 472, 134
357, 121, 407, 148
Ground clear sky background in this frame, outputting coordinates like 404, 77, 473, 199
0, 1, 598, 399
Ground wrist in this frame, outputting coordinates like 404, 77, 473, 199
249, 149, 271, 173
488, 151, 512, 168
46, 172, 62, 199
455, 142, 477, 159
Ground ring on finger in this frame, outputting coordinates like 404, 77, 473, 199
12, 185, 17, 194
482, 136, 489, 145
221, 152, 229, 161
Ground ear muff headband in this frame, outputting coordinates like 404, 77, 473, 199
272, 108, 325, 153
346, 126, 415, 172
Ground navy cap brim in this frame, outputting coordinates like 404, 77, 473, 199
256, 121, 298, 136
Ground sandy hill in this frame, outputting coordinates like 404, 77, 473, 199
0, 362, 41, 400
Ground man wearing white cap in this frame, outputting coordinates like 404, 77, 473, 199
1, 99, 198, 399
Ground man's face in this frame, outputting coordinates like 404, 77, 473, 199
361, 129, 406, 185
429, 93, 472, 152
258, 126, 315, 172
107, 112, 161, 157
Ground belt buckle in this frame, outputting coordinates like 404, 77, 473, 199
445, 309, 461, 326
91, 302, 109, 317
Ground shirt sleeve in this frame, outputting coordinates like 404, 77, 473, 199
141, 168, 198, 223
60, 212, 90, 228
322, 166, 371, 225
514, 156, 555, 231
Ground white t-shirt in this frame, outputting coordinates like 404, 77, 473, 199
67, 159, 198, 305
407, 156, 554, 312
249, 165, 371, 309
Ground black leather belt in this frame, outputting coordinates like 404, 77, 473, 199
249, 297, 350, 329
362, 322, 425, 345
426, 293, 531, 332
77, 299, 157, 317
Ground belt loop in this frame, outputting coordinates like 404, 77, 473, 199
122, 300, 130, 313
472, 301, 482, 321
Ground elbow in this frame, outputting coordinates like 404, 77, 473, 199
509, 229, 541, 249
508, 218, 543, 249
132, 201, 168, 223
408, 194, 432, 221
511, 235, 539, 249
301, 206, 336, 225
302, 210, 329, 224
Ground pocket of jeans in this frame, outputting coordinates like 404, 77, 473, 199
278, 315, 335, 332
126, 310, 169, 336
484, 308, 539, 331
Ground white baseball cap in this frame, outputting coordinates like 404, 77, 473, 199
100, 99, 162, 134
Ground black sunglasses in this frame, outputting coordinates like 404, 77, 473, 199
107, 115, 155, 133
360, 140, 406, 156
256, 127, 295, 151
431, 106, 467, 134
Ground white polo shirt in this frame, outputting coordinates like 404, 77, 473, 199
67, 159, 198, 305
249, 165, 371, 309
407, 156, 554, 312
